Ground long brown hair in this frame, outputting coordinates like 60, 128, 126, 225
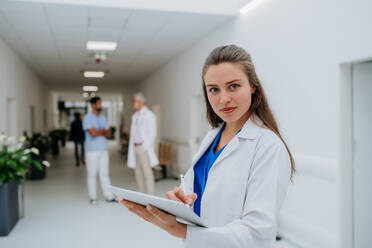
202, 45, 295, 181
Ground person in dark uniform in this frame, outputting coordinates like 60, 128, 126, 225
70, 112, 85, 166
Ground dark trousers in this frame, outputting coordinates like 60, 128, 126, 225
74, 141, 85, 166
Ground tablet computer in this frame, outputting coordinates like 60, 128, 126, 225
108, 185, 208, 227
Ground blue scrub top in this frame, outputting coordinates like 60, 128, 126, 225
193, 124, 227, 217
83, 112, 109, 152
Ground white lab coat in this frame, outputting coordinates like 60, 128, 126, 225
127, 106, 159, 168
183, 115, 291, 248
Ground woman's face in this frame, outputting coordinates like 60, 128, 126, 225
204, 62, 255, 124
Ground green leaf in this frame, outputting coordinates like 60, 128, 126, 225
0, 173, 5, 184
7, 159, 18, 168
31, 160, 43, 170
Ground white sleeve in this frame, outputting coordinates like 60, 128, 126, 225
185, 137, 291, 248
142, 112, 157, 150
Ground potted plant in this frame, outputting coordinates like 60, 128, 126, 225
49, 130, 60, 156
59, 129, 67, 147
109, 126, 116, 140
26, 133, 51, 180
0, 134, 49, 236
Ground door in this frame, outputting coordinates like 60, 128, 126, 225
352, 62, 372, 248
190, 94, 209, 158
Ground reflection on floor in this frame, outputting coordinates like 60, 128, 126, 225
0, 142, 297, 248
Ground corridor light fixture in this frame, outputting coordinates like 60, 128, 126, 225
83, 71, 105, 78
82, 86, 98, 92
86, 41, 117, 51
240, 0, 264, 14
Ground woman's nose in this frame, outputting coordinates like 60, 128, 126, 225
219, 91, 231, 104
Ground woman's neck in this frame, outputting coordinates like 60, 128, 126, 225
224, 112, 250, 135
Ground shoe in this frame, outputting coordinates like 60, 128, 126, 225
90, 199, 98, 206
106, 198, 118, 203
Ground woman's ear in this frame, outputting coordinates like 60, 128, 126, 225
250, 85, 256, 94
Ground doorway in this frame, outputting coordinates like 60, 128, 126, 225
30, 105, 35, 134
352, 62, 372, 248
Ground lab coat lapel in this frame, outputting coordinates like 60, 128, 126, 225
190, 116, 263, 169
211, 116, 263, 168
212, 136, 241, 168
191, 127, 221, 167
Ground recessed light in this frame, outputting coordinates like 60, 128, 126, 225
83, 86, 98, 92
84, 71, 104, 78
86, 41, 117, 51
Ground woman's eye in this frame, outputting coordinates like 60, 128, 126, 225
230, 84, 240, 90
209, 88, 219, 93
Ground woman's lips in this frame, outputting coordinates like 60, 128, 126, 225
220, 107, 237, 114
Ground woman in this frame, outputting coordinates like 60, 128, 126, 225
117, 45, 295, 247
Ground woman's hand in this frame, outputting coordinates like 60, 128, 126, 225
165, 187, 197, 207
117, 198, 187, 239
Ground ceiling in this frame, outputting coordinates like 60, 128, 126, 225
0, 0, 239, 90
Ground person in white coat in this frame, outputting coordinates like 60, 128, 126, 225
127, 93, 159, 195
117, 45, 295, 247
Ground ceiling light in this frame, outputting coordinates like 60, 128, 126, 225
86, 41, 117, 51
84, 71, 104, 78
83, 86, 98, 92
240, 0, 264, 15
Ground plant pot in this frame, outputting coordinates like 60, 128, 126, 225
51, 139, 59, 156
29, 154, 46, 180
61, 137, 66, 147
18, 182, 24, 219
109, 127, 116, 140
60, 131, 67, 147
0, 181, 19, 236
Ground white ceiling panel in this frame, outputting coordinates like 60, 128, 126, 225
0, 1, 235, 87
0, 1, 45, 22
89, 18, 125, 30
45, 4, 88, 28
87, 27, 121, 41
52, 27, 87, 40
0, 12, 7, 25
88, 6, 131, 19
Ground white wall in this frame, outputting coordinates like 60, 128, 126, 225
137, 0, 372, 247
0, 37, 52, 137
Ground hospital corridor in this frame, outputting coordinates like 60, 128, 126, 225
0, 0, 372, 248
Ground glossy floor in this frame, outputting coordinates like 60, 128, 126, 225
0, 142, 298, 248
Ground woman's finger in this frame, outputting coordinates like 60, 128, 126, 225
165, 187, 198, 206
186, 193, 198, 205
146, 205, 172, 222
125, 201, 154, 221
174, 188, 197, 206
174, 187, 189, 203
165, 187, 184, 202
